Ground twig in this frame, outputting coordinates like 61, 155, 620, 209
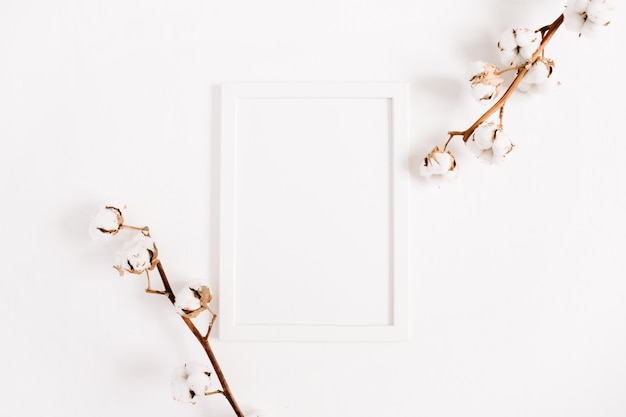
120, 224, 150, 235
204, 306, 218, 340
445, 13, 565, 149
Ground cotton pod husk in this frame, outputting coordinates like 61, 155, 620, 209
113, 233, 159, 276
88, 205, 124, 240
420, 146, 456, 176
419, 146, 459, 185
175, 283, 213, 318
468, 61, 503, 105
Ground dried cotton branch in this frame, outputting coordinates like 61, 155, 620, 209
89, 205, 246, 417
420, 0, 614, 184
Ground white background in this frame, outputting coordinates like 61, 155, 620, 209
1, 1, 625, 416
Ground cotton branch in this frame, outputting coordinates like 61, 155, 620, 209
420, 11, 575, 183
88, 205, 245, 416
446, 13, 565, 148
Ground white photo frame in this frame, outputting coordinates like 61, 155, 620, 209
219, 82, 408, 341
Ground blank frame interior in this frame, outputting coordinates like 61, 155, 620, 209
219, 83, 408, 341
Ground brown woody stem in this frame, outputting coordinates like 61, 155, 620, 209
154, 261, 245, 417
448, 13, 564, 144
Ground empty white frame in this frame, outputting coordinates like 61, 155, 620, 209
219, 83, 408, 341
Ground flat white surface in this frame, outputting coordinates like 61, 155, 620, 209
220, 83, 408, 340
1, 1, 625, 416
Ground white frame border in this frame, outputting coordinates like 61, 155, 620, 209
219, 82, 409, 341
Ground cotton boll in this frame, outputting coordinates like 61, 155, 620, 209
492, 131, 514, 158
465, 137, 483, 158
587, 0, 613, 25
125, 238, 154, 270
468, 62, 503, 105
184, 362, 213, 399
467, 123, 514, 164
88, 206, 124, 240
519, 58, 557, 94
171, 362, 213, 404
473, 131, 494, 150
497, 30, 517, 51
92, 209, 119, 230
185, 361, 211, 376
470, 83, 498, 104
498, 49, 518, 68
172, 364, 187, 379
517, 81, 531, 93
513, 28, 537, 47
498, 28, 540, 66
127, 250, 151, 272
175, 283, 213, 318
172, 376, 195, 404
186, 371, 212, 397
430, 153, 454, 175
472, 123, 497, 150
418, 160, 429, 177
516, 28, 541, 61
564, 0, 614, 36
467, 123, 497, 164
498, 30, 523, 67
480, 149, 496, 164
563, 10, 585, 33
114, 233, 158, 275
581, 20, 604, 37
421, 150, 454, 175
467, 61, 487, 78
175, 285, 203, 315
524, 60, 551, 84
519, 43, 538, 61
419, 146, 458, 184
525, 76, 560, 94
467, 140, 494, 164
567, 0, 591, 13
